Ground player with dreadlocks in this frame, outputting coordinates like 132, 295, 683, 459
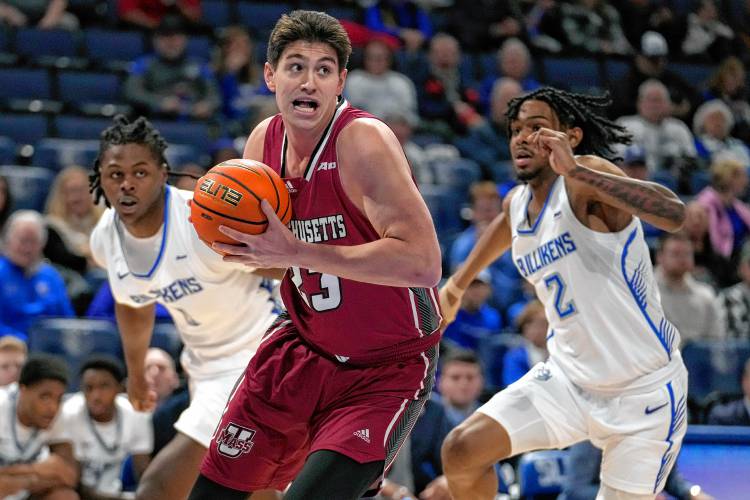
439, 88, 688, 500
88, 115, 280, 500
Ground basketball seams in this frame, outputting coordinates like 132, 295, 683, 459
217, 161, 291, 225
209, 170, 264, 204
192, 197, 267, 225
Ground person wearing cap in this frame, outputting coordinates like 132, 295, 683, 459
123, 12, 221, 120
442, 269, 502, 351
717, 240, 750, 339
610, 30, 699, 120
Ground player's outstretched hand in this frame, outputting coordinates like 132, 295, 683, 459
438, 280, 464, 330
529, 128, 577, 176
127, 374, 157, 412
214, 199, 299, 269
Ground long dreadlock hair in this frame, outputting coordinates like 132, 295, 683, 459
90, 115, 201, 207
505, 87, 632, 161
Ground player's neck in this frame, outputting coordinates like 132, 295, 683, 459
527, 171, 559, 209
284, 109, 338, 176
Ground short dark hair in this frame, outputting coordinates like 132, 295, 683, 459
267, 10, 351, 70
441, 348, 481, 369
19, 354, 69, 387
80, 355, 125, 384
506, 87, 632, 161
657, 231, 692, 253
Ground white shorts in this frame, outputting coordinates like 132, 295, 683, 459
477, 359, 688, 495
174, 364, 248, 448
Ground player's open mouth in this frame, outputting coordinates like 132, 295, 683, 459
514, 150, 533, 167
119, 197, 138, 213
293, 99, 319, 113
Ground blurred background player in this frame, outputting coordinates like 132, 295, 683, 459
88, 115, 279, 500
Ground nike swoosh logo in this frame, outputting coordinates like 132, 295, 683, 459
117, 271, 130, 279
176, 255, 188, 260
645, 402, 669, 415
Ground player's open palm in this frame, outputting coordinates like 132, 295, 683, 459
216, 199, 300, 269
531, 128, 577, 176
128, 374, 157, 412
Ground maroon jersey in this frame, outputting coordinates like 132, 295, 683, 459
262, 99, 441, 366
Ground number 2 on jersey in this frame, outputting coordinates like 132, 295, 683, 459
290, 266, 342, 312
544, 272, 577, 319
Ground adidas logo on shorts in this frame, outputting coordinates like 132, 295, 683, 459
353, 428, 371, 443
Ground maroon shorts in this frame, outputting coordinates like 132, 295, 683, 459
199, 315, 438, 492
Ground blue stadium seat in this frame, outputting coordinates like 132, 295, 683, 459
151, 323, 182, 360
603, 58, 630, 86
475, 333, 525, 390
238, 2, 293, 38
0, 165, 55, 211
150, 120, 213, 154
15, 28, 78, 59
430, 157, 481, 200
28, 318, 122, 390
0, 114, 48, 145
202, 0, 232, 28
83, 30, 145, 65
54, 115, 113, 141
420, 184, 465, 239
650, 170, 678, 192
165, 143, 199, 168
0, 68, 52, 100
541, 56, 602, 92
186, 36, 212, 61
0, 136, 15, 164
683, 340, 750, 402
669, 62, 714, 88
58, 71, 122, 106
33, 138, 99, 171
518, 450, 568, 498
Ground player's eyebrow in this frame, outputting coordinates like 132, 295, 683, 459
285, 53, 337, 65
103, 160, 149, 169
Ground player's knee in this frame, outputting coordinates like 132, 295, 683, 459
441, 425, 477, 473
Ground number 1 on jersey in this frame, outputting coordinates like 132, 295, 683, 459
544, 272, 577, 319
290, 266, 342, 312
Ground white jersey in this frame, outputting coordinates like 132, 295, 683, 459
509, 176, 684, 393
90, 186, 278, 376
62, 393, 152, 495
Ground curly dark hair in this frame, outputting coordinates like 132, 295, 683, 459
506, 87, 632, 161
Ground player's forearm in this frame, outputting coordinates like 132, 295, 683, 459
451, 214, 510, 290
567, 164, 686, 232
295, 236, 441, 288
115, 303, 155, 373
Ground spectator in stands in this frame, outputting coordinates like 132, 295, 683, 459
145, 347, 189, 457
450, 181, 523, 312
447, 0, 524, 53
718, 241, 750, 339
616, 79, 698, 177
558, 0, 633, 55
124, 13, 220, 120
681, 0, 736, 63
610, 31, 699, 120
614, 0, 680, 51
560, 440, 714, 500
118, 0, 200, 30
0, 210, 74, 341
478, 38, 540, 112
707, 357, 750, 425
86, 281, 173, 323
346, 38, 418, 123
0, 335, 26, 389
693, 99, 750, 168
0, 174, 12, 235
696, 158, 750, 269
359, 0, 433, 52
683, 200, 731, 287
383, 110, 433, 186
214, 26, 272, 132
415, 33, 481, 137
65, 356, 153, 498
173, 162, 205, 191
145, 347, 179, 407
0, 0, 78, 29
655, 232, 724, 345
703, 56, 750, 144
437, 349, 484, 427
443, 270, 502, 351
43, 165, 103, 277
502, 300, 548, 387
0, 355, 78, 498
457, 77, 523, 173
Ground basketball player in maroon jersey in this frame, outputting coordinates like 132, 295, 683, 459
188, 10, 443, 500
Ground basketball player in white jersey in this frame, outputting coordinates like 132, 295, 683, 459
88, 115, 279, 500
439, 88, 688, 500
0, 355, 78, 500
63, 356, 152, 499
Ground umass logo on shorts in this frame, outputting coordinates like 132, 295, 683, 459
216, 422, 256, 458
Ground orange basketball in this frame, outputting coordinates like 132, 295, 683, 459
190, 159, 292, 247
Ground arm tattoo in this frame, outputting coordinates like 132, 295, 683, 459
568, 165, 685, 225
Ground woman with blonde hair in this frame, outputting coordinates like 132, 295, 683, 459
43, 165, 103, 275
704, 56, 750, 142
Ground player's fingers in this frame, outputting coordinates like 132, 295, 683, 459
212, 240, 248, 254
223, 254, 257, 266
259, 199, 280, 223
218, 225, 250, 242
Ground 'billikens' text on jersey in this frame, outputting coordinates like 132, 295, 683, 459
516, 232, 577, 277
129, 277, 204, 304
289, 215, 347, 243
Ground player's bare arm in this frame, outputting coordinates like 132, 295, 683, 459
439, 187, 518, 327
530, 127, 686, 232
220, 118, 442, 287
115, 302, 158, 412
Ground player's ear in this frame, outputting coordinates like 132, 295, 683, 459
337, 68, 347, 96
567, 127, 583, 148
264, 62, 276, 92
